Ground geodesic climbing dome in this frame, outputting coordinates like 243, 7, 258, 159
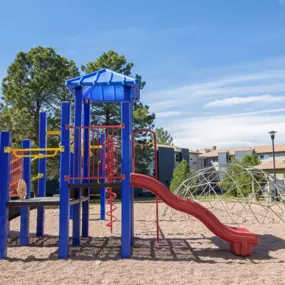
162, 163, 285, 225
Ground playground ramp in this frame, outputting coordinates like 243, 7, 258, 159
9, 207, 22, 221
130, 173, 259, 256
9, 206, 36, 221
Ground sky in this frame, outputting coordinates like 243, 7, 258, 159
0, 0, 285, 150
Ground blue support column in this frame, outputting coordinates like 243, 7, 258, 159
121, 98, 132, 258
130, 103, 134, 246
0, 132, 11, 259
20, 139, 31, 246
37, 112, 47, 237
58, 102, 71, 258
73, 87, 82, 246
82, 99, 90, 237
100, 134, 106, 220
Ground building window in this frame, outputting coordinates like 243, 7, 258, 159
175, 152, 182, 162
260, 154, 269, 160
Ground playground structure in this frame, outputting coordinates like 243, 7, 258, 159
163, 163, 285, 225
0, 69, 259, 259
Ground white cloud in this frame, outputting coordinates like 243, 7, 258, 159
178, 108, 285, 123
166, 109, 285, 149
190, 83, 285, 97
145, 70, 285, 102
145, 58, 285, 150
204, 95, 283, 108
243, 108, 255, 111
156, 111, 185, 119
150, 100, 180, 112
145, 69, 285, 118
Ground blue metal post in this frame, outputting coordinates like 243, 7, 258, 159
82, 99, 90, 237
100, 133, 106, 220
121, 98, 132, 258
0, 132, 11, 259
58, 102, 71, 258
37, 112, 47, 236
20, 139, 31, 245
73, 87, 82, 246
130, 103, 134, 246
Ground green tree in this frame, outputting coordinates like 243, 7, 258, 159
133, 105, 156, 175
1, 46, 79, 144
82, 50, 149, 126
241, 154, 260, 166
0, 105, 31, 145
83, 50, 155, 174
170, 159, 190, 192
1, 46, 79, 181
221, 154, 264, 197
155, 127, 173, 145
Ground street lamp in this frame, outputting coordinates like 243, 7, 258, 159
268, 130, 278, 200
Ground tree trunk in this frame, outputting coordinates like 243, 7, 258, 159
106, 109, 110, 125
34, 100, 41, 143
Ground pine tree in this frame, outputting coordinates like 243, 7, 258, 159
170, 159, 190, 192
1, 46, 79, 182
83, 50, 155, 174
155, 127, 173, 145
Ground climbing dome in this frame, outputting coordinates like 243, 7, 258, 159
162, 163, 285, 224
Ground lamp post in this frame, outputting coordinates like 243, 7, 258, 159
268, 130, 278, 200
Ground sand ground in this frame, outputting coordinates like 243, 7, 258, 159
0, 202, 285, 285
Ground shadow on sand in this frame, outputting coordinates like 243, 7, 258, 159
6, 230, 285, 264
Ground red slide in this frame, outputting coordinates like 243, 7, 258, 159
131, 173, 259, 256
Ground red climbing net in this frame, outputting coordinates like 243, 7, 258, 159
105, 135, 118, 233
65, 125, 123, 182
9, 153, 22, 197
65, 124, 121, 232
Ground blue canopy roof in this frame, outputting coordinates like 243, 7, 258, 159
66, 69, 140, 102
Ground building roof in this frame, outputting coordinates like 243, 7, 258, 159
66, 68, 139, 88
157, 144, 200, 154
254, 144, 285, 154
199, 144, 285, 158
66, 68, 140, 102
254, 160, 285, 170
189, 150, 201, 154
199, 147, 253, 158
157, 144, 175, 149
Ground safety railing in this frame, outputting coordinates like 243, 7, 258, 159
9, 153, 23, 197
64, 124, 124, 182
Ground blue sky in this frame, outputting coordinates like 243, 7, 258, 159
1, 0, 285, 149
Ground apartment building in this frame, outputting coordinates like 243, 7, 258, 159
157, 145, 189, 187
145, 144, 199, 187
148, 143, 285, 190
198, 144, 285, 180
